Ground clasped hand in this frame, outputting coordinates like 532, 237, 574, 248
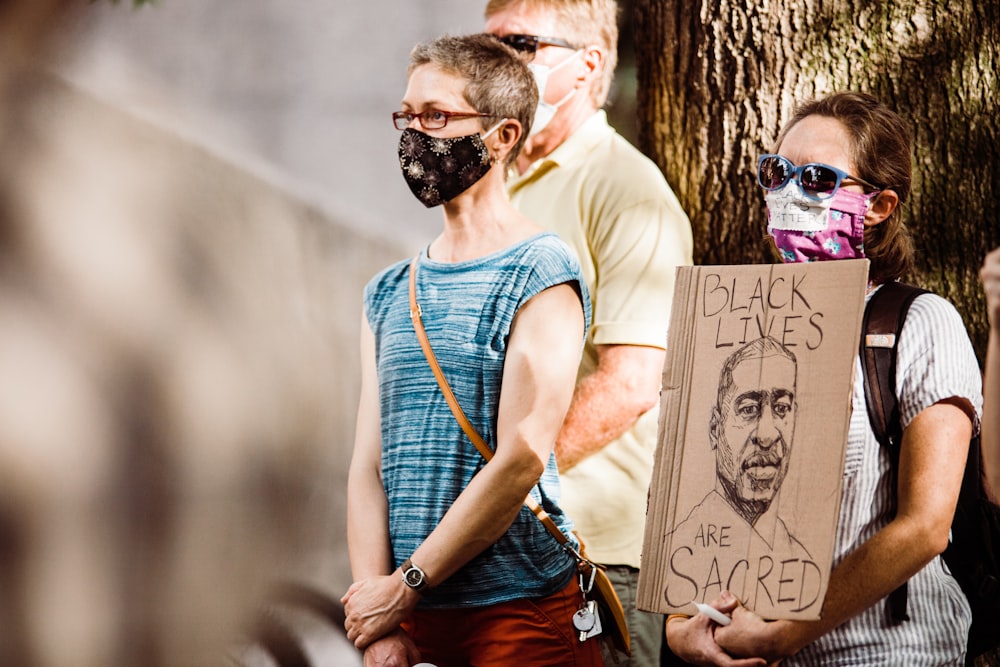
667, 591, 782, 667
341, 574, 418, 650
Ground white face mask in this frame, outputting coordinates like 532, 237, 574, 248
526, 50, 581, 136
764, 186, 833, 234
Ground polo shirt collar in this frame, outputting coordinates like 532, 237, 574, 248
511, 109, 613, 181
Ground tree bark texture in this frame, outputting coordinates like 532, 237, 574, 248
634, 0, 999, 363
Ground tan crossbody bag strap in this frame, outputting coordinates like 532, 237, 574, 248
407, 256, 574, 550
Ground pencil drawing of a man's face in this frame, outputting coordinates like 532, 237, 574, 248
711, 338, 798, 524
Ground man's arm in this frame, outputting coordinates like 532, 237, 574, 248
556, 187, 692, 471
714, 400, 972, 661
555, 343, 663, 471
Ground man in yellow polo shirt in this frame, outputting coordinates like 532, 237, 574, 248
485, 2, 693, 665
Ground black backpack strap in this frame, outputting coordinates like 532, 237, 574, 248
859, 281, 928, 624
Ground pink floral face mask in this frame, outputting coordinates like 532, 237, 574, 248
766, 186, 877, 263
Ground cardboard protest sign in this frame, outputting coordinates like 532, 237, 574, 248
637, 260, 869, 620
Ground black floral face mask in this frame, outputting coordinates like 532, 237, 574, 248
397, 126, 497, 207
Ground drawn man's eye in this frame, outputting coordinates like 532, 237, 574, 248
773, 400, 792, 419
736, 401, 760, 420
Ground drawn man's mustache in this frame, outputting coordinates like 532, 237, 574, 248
742, 451, 782, 469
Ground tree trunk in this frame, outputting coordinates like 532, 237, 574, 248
633, 0, 999, 364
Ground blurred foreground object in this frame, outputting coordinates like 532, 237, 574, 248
0, 2, 362, 665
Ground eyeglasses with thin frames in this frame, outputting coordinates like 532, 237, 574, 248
757, 154, 881, 201
491, 33, 580, 55
392, 109, 495, 131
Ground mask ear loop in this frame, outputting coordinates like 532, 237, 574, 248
482, 118, 507, 139
481, 118, 509, 165
549, 49, 583, 108
552, 47, 584, 72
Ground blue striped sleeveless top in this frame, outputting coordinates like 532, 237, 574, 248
364, 232, 591, 607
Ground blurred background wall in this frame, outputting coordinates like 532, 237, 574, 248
39, 0, 489, 645
0, 1, 637, 663
52, 0, 488, 249
51, 0, 637, 250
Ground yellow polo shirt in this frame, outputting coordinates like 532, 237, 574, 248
507, 110, 693, 567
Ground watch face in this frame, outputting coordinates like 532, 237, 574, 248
404, 566, 425, 588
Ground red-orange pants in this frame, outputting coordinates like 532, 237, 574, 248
401, 575, 604, 667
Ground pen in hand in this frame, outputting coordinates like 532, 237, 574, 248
693, 601, 732, 626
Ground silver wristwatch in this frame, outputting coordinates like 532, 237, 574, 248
401, 558, 430, 594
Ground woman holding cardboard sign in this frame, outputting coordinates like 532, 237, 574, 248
666, 92, 982, 666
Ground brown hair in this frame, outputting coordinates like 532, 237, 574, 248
409, 33, 538, 166
775, 91, 915, 283
484, 0, 619, 107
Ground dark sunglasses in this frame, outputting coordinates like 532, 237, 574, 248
757, 154, 881, 201
493, 33, 580, 55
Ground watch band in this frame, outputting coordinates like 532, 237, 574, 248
401, 558, 430, 593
